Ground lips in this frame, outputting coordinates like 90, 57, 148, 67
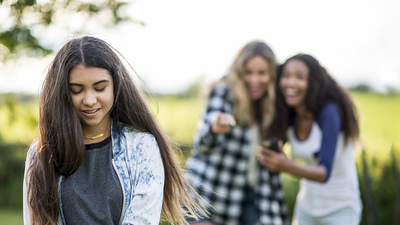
82, 108, 100, 117
283, 88, 300, 98
250, 88, 261, 94
83, 109, 100, 114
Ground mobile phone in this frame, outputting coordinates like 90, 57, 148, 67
260, 138, 280, 153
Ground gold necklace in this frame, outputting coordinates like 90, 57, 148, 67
83, 127, 111, 140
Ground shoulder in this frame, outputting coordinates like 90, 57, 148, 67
116, 122, 156, 142
316, 102, 341, 129
207, 82, 233, 106
317, 103, 340, 119
26, 141, 38, 162
209, 83, 230, 98
115, 122, 159, 153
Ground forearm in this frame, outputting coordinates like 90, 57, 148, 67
194, 123, 218, 155
284, 160, 327, 182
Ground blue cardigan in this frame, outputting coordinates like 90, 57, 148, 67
23, 122, 165, 225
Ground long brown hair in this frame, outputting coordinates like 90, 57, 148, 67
219, 40, 277, 135
26, 36, 205, 224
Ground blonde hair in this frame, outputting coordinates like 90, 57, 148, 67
225, 40, 277, 136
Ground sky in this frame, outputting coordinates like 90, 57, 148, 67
1, 0, 400, 94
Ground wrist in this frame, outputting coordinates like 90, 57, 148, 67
281, 157, 293, 173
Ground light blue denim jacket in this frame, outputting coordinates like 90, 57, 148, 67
23, 122, 165, 225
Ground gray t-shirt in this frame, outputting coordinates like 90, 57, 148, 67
61, 136, 123, 224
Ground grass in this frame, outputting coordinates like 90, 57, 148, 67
150, 95, 204, 146
151, 92, 400, 160
0, 208, 23, 225
351, 92, 400, 153
0, 91, 399, 224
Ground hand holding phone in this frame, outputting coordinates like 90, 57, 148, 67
260, 138, 280, 153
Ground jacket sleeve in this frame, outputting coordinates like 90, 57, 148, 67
122, 133, 164, 225
193, 84, 231, 155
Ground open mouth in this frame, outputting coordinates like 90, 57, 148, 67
284, 89, 299, 97
83, 109, 100, 114
249, 86, 264, 94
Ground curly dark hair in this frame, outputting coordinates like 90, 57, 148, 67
268, 54, 359, 142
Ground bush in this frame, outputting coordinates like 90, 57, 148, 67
358, 146, 400, 225
0, 138, 26, 208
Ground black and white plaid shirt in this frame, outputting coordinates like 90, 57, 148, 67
185, 84, 288, 225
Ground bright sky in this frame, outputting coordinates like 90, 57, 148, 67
1, 0, 400, 94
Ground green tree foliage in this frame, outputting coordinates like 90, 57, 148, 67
0, 0, 142, 60
349, 83, 374, 92
0, 138, 26, 207
178, 76, 206, 98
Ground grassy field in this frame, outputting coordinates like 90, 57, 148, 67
351, 92, 400, 155
151, 92, 400, 160
1, 92, 398, 156
0, 91, 399, 224
0, 208, 23, 225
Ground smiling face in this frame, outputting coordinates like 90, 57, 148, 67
242, 55, 271, 101
69, 65, 114, 135
279, 59, 309, 108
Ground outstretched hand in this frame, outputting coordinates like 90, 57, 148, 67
210, 112, 236, 134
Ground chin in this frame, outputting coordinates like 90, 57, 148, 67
287, 102, 300, 107
250, 94, 263, 101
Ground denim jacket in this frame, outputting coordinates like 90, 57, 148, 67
23, 122, 165, 225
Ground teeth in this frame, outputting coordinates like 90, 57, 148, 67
84, 109, 98, 113
286, 89, 297, 95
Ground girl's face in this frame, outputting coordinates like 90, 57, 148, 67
279, 59, 309, 108
69, 65, 114, 133
242, 55, 271, 101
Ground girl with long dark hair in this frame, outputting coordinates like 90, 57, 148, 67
23, 36, 206, 225
259, 54, 362, 224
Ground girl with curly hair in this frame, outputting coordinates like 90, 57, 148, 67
259, 54, 362, 225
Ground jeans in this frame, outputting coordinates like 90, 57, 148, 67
293, 206, 360, 225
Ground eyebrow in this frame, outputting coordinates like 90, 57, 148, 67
69, 80, 109, 86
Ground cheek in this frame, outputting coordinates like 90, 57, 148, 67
70, 96, 80, 109
242, 76, 251, 86
106, 90, 114, 107
263, 74, 271, 84
258, 75, 270, 88
301, 81, 308, 92
278, 79, 285, 91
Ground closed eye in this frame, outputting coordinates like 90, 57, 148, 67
70, 89, 82, 94
95, 87, 106, 92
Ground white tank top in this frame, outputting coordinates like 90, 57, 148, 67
288, 122, 362, 216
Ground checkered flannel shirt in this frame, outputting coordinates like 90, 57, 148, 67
185, 84, 288, 225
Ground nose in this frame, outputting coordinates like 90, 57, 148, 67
284, 76, 296, 87
83, 91, 97, 107
249, 74, 259, 84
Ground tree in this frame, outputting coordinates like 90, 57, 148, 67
179, 75, 206, 98
0, 0, 143, 61
349, 83, 374, 92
